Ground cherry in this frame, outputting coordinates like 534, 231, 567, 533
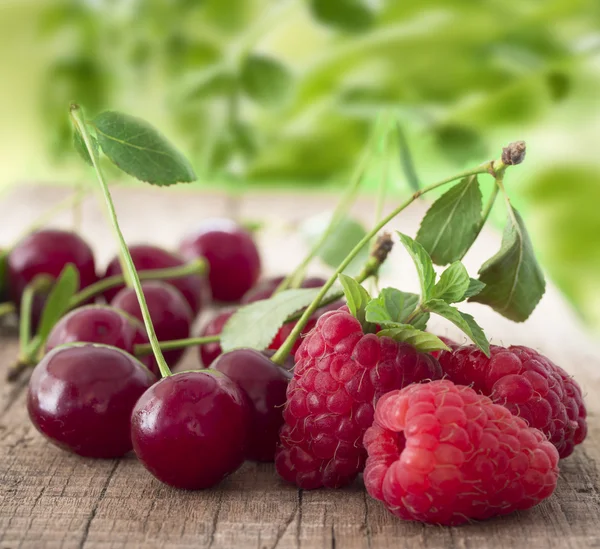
131, 370, 249, 490
179, 218, 261, 302
46, 305, 158, 376
198, 309, 236, 367
211, 349, 292, 462
7, 229, 98, 328
111, 281, 192, 368
240, 275, 327, 304
103, 244, 204, 315
27, 344, 156, 458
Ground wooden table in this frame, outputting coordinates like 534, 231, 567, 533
1, 185, 599, 549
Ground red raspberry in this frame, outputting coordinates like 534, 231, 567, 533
364, 380, 559, 525
275, 308, 442, 490
429, 335, 458, 359
437, 345, 587, 458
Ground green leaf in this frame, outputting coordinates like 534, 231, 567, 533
432, 262, 470, 303
424, 299, 490, 356
416, 176, 483, 266
240, 55, 292, 106
93, 111, 196, 186
220, 288, 322, 352
365, 288, 418, 326
73, 127, 99, 166
411, 311, 430, 331
310, 0, 374, 32
377, 325, 450, 354
464, 278, 486, 299
397, 123, 420, 192
397, 233, 436, 300
338, 274, 373, 329
184, 68, 236, 101
469, 206, 546, 322
434, 124, 487, 166
37, 264, 80, 343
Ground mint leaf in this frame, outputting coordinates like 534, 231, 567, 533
93, 111, 196, 186
464, 278, 486, 299
37, 264, 80, 343
338, 274, 373, 330
220, 288, 321, 352
241, 55, 292, 106
411, 311, 430, 331
397, 233, 436, 300
310, 0, 374, 32
365, 288, 418, 326
73, 128, 99, 166
432, 262, 470, 303
416, 175, 483, 265
469, 206, 546, 322
377, 325, 450, 353
424, 299, 490, 356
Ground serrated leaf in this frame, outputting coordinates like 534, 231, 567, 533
310, 0, 374, 32
339, 274, 373, 329
411, 311, 430, 331
377, 325, 450, 354
93, 111, 196, 186
241, 55, 292, 106
469, 206, 546, 322
432, 262, 470, 303
464, 278, 486, 299
73, 128, 99, 166
220, 288, 321, 352
416, 176, 483, 265
397, 233, 436, 300
424, 299, 490, 356
365, 288, 418, 326
37, 264, 80, 343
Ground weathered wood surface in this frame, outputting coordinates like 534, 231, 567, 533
0, 185, 599, 549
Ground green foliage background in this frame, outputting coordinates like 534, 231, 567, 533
1, 0, 600, 332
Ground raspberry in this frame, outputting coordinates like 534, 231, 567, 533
429, 336, 458, 359
364, 380, 559, 525
437, 345, 587, 458
275, 308, 442, 489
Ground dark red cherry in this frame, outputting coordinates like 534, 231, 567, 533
27, 344, 156, 458
198, 309, 236, 367
46, 305, 158, 376
111, 281, 192, 368
7, 229, 98, 329
240, 275, 327, 305
131, 370, 249, 490
103, 244, 204, 315
212, 349, 292, 462
179, 218, 261, 302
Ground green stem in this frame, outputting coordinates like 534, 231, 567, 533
275, 116, 385, 294
135, 335, 220, 357
70, 104, 171, 378
18, 285, 36, 359
0, 302, 15, 318
270, 158, 508, 365
68, 259, 206, 309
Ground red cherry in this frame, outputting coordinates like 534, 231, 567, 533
131, 370, 249, 489
103, 244, 204, 315
179, 218, 261, 302
198, 309, 236, 367
240, 275, 327, 305
7, 229, 98, 328
111, 281, 192, 368
212, 349, 292, 462
46, 305, 158, 376
27, 344, 156, 458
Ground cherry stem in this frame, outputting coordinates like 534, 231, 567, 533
134, 335, 220, 357
18, 284, 36, 358
270, 151, 514, 365
70, 104, 172, 378
274, 115, 386, 294
68, 259, 206, 309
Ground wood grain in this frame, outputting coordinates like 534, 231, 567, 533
0, 186, 599, 549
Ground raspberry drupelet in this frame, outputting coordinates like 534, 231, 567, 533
437, 345, 587, 458
364, 380, 560, 525
275, 308, 442, 490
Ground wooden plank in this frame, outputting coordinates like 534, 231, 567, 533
0, 186, 599, 548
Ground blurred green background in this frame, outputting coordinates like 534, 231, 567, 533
1, 0, 600, 332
